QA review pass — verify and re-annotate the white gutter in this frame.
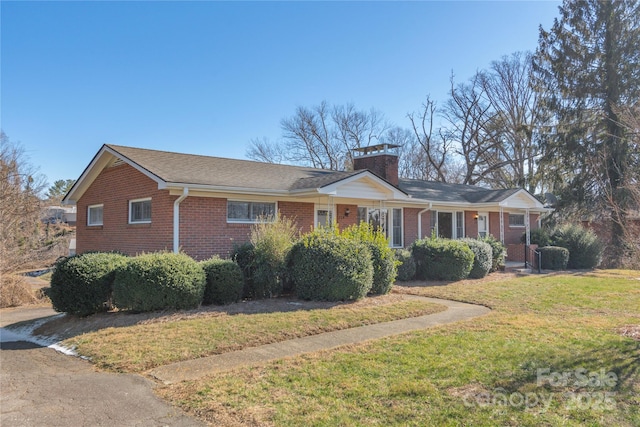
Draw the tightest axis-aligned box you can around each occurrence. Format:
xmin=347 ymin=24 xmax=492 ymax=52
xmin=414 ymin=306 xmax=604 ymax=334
xmin=173 ymin=187 xmax=189 ymax=253
xmin=417 ymin=203 xmax=433 ymax=240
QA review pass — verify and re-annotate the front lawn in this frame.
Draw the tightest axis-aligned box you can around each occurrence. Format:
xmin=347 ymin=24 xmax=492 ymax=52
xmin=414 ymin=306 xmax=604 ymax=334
xmin=64 ymin=297 xmax=444 ymax=373
xmin=158 ymin=270 xmax=640 ymax=426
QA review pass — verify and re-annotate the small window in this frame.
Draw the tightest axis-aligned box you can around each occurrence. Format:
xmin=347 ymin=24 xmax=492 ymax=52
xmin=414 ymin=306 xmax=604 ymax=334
xmin=87 ymin=204 xmax=103 ymax=226
xmin=129 ymin=198 xmax=151 ymax=224
xmin=509 ymin=214 xmax=525 ymax=227
xmin=227 ymin=201 xmax=275 ymax=223
xmin=316 ymin=209 xmax=333 ymax=228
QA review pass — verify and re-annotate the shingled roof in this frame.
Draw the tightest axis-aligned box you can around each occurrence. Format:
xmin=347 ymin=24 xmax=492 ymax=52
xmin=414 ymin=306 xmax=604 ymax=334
xmin=106 ymin=145 xmax=364 ymax=192
xmin=398 ymin=179 xmax=522 ymax=203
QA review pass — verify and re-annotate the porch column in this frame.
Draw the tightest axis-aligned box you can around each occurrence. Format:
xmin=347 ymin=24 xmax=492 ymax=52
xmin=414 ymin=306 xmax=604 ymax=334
xmin=525 ymin=209 xmax=531 ymax=246
xmin=499 ymin=207 xmax=505 ymax=243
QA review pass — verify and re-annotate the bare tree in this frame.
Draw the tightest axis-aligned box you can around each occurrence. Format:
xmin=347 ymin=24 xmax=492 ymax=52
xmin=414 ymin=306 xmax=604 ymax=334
xmin=480 ymin=52 xmax=544 ymax=192
xmin=246 ymin=137 xmax=287 ymax=164
xmin=0 ymin=132 xmax=46 ymax=274
xmin=443 ymin=72 xmax=507 ymax=186
xmin=247 ymin=101 xmax=392 ymax=171
xmin=407 ymin=96 xmax=457 ymax=182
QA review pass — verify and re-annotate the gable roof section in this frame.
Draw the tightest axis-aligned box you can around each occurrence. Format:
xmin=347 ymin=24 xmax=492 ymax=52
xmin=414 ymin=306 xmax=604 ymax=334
xmin=399 ymin=178 xmax=545 ymax=210
xmin=64 ymin=144 xmax=406 ymax=203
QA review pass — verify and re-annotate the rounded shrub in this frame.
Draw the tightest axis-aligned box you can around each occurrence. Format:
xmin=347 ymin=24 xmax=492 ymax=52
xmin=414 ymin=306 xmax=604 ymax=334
xmin=200 ymin=257 xmax=244 ymax=305
xmin=411 ymin=238 xmax=474 ymax=281
xmin=550 ymin=224 xmax=603 ymax=269
xmin=394 ymin=249 xmax=416 ymax=281
xmin=49 ymin=252 xmax=128 ymax=317
xmin=113 ymin=252 xmax=205 ymax=312
xmin=341 ymin=222 xmax=397 ymax=295
xmin=461 ymin=238 xmax=493 ymax=279
xmin=480 ymin=235 xmax=506 ymax=272
xmin=538 ymin=246 xmax=570 ymax=270
xmin=288 ymin=230 xmax=373 ymax=301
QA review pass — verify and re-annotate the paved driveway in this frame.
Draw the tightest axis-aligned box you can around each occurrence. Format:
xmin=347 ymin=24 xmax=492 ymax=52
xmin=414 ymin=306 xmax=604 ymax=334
xmin=0 ymin=306 xmax=203 ymax=427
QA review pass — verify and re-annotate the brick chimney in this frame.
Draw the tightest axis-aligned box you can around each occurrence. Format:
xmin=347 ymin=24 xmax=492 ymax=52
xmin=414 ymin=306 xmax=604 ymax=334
xmin=352 ymin=143 xmax=399 ymax=186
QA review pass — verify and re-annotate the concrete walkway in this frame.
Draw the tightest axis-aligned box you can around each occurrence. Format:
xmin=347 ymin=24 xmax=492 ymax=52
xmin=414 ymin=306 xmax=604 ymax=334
xmin=149 ymin=297 xmax=490 ymax=384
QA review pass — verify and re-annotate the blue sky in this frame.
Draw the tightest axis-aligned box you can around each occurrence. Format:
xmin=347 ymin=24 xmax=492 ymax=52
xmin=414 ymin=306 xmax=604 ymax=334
xmin=1 ymin=1 xmax=561 ymax=188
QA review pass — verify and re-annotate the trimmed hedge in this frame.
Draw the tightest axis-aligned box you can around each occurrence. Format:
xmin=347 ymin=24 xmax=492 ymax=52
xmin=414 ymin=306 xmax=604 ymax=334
xmin=200 ymin=257 xmax=244 ymax=305
xmin=538 ymin=246 xmax=569 ymax=270
xmin=551 ymin=224 xmax=603 ymax=269
xmin=288 ymin=231 xmax=373 ymax=301
xmin=411 ymin=238 xmax=474 ymax=281
xmin=461 ymin=238 xmax=493 ymax=279
xmin=113 ymin=252 xmax=205 ymax=312
xmin=341 ymin=223 xmax=397 ymax=295
xmin=480 ymin=235 xmax=506 ymax=272
xmin=49 ymin=252 xmax=128 ymax=317
xmin=394 ymin=249 xmax=416 ymax=281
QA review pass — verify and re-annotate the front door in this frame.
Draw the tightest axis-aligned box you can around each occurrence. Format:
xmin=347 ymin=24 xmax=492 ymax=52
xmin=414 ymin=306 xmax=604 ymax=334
xmin=438 ymin=212 xmax=453 ymax=238
xmin=477 ymin=212 xmax=489 ymax=238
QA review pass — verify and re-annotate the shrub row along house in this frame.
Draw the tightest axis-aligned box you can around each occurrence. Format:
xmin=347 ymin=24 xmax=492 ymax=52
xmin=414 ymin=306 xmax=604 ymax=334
xmin=63 ymin=143 xmax=548 ymax=261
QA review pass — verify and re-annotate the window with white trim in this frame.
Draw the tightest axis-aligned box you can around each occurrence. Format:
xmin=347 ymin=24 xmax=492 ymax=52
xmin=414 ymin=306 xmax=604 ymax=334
xmin=456 ymin=211 xmax=464 ymax=239
xmin=129 ymin=198 xmax=151 ymax=224
xmin=227 ymin=201 xmax=275 ymax=223
xmin=508 ymin=214 xmax=525 ymax=227
xmin=392 ymin=208 xmax=403 ymax=247
xmin=87 ymin=204 xmax=103 ymax=226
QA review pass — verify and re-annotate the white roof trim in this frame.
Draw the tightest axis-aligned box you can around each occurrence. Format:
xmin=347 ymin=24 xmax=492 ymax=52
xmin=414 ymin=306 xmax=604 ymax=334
xmin=498 ymin=188 xmax=546 ymax=210
xmin=317 ymin=171 xmax=409 ymax=200
xmin=62 ymin=145 xmax=167 ymax=204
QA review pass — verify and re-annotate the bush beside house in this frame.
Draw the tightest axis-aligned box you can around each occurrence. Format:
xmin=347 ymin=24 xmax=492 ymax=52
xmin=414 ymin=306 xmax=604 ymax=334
xmin=460 ymin=239 xmax=493 ymax=279
xmin=288 ymin=230 xmax=373 ymax=301
xmin=538 ymin=246 xmax=570 ymax=270
xmin=394 ymin=249 xmax=416 ymax=281
xmin=113 ymin=252 xmax=205 ymax=312
xmin=411 ymin=238 xmax=474 ymax=281
xmin=200 ymin=257 xmax=244 ymax=305
xmin=50 ymin=252 xmax=128 ymax=317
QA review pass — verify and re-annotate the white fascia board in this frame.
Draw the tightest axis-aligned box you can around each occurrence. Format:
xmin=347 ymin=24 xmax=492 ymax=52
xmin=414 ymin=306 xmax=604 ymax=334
xmin=166 ymin=183 xmax=290 ymax=197
xmin=63 ymin=145 xmax=115 ymax=204
xmin=318 ymin=171 xmax=408 ymax=199
xmin=63 ymin=145 xmax=167 ymax=204
xmin=102 ymin=146 xmax=166 ymax=189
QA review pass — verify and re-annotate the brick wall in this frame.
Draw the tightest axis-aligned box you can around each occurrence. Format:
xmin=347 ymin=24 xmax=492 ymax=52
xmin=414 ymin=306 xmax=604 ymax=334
xmin=180 ymin=199 xmax=316 ymax=260
xmin=352 ymin=155 xmax=399 ymax=186
xmin=465 ymin=211 xmax=478 ymax=238
xmin=77 ymin=164 xmax=174 ymax=256
xmin=336 ymin=204 xmax=358 ymax=229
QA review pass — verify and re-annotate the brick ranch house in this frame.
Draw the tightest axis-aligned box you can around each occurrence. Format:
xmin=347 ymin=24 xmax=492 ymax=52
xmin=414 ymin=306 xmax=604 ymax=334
xmin=63 ymin=143 xmax=549 ymax=262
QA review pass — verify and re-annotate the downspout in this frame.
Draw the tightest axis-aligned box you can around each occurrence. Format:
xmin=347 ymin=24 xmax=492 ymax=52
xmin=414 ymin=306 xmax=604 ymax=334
xmin=173 ymin=187 xmax=189 ymax=253
xmin=417 ymin=203 xmax=433 ymax=240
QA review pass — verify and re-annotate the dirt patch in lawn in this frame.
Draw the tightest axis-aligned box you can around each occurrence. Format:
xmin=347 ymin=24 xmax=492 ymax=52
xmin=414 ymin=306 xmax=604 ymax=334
xmin=618 ymin=324 xmax=640 ymax=341
xmin=33 ymin=293 xmax=412 ymax=341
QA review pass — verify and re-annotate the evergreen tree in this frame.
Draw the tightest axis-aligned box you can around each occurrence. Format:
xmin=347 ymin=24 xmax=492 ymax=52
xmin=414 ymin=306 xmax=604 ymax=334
xmin=534 ymin=0 xmax=640 ymax=266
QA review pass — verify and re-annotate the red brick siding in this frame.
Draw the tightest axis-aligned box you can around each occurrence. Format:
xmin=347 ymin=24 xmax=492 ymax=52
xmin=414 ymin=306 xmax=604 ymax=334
xmin=179 ymin=199 xmax=317 ymax=260
xmin=77 ymin=164 xmax=174 ymax=256
xmin=352 ymin=155 xmax=399 ymax=186
xmin=336 ymin=204 xmax=359 ymax=229
xmin=465 ymin=211 xmax=478 ymax=238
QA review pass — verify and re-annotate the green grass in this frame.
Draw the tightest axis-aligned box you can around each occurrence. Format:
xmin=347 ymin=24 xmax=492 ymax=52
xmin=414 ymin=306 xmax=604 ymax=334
xmin=64 ymin=298 xmax=444 ymax=373
xmin=158 ymin=270 xmax=640 ymax=426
